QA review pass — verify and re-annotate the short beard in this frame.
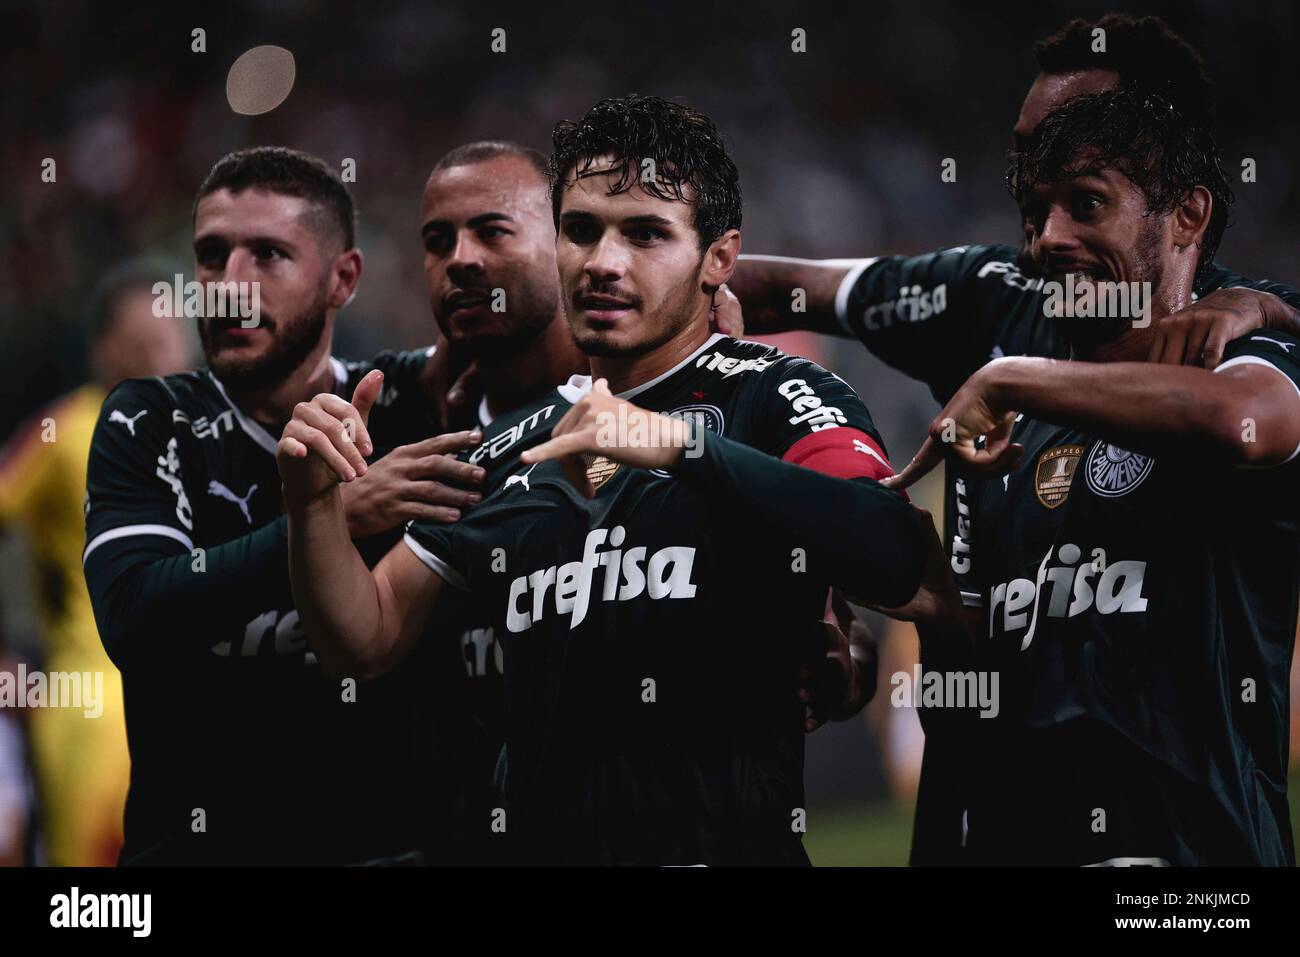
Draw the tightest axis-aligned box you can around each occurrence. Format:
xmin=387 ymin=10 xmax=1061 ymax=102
xmin=571 ymin=262 xmax=701 ymax=359
xmin=200 ymin=286 xmax=329 ymax=391
xmin=1056 ymin=217 xmax=1164 ymax=351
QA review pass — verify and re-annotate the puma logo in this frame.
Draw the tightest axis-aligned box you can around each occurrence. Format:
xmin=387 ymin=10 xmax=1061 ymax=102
xmin=207 ymin=480 xmax=258 ymax=523
xmin=1249 ymin=335 xmax=1296 ymax=354
xmin=109 ymin=409 xmax=148 ymax=436
xmin=504 ymin=465 xmax=537 ymax=494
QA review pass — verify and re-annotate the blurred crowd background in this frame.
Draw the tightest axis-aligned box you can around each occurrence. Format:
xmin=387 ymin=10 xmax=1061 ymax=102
xmin=1 ymin=0 xmax=1297 ymax=863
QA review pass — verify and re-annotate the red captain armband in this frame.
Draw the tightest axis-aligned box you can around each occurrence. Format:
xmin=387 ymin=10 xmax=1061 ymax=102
xmin=782 ymin=428 xmax=906 ymax=497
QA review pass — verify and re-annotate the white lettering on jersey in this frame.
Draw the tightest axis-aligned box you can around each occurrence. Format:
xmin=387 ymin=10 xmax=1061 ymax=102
xmin=976 ymin=259 xmax=1047 ymax=293
xmin=173 ymin=408 xmax=237 ymax=440
xmin=461 ymin=626 xmax=503 ymax=677
xmin=110 ymin=409 xmax=147 ymax=436
xmin=777 ymin=378 xmax=848 ymax=431
xmin=858 ymin=283 xmax=948 ymax=332
xmin=506 ymin=526 xmax=697 ymax=633
xmin=1084 ymin=441 xmax=1155 ymax=498
xmin=214 ymin=609 xmax=314 ymax=662
xmin=695 ymin=351 xmax=774 ymax=378
xmin=469 ymin=404 xmax=557 ymax=465
xmin=207 ymin=480 xmax=258 ymax=524
xmin=950 ymin=477 xmax=973 ymax=576
xmin=989 ymin=543 xmax=1148 ymax=649
xmin=154 ymin=437 xmax=193 ymax=530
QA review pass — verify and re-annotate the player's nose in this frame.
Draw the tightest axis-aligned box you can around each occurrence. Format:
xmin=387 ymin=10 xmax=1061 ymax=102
xmin=1038 ymin=206 xmax=1079 ymax=255
xmin=446 ymin=231 xmax=486 ymax=275
xmin=583 ymin=232 xmax=628 ymax=282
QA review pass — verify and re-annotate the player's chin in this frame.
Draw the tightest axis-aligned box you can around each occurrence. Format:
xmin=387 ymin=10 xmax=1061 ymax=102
xmin=572 ymin=321 xmax=651 ymax=358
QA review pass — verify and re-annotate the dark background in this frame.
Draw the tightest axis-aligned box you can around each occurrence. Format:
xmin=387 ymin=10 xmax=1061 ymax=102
xmin=1 ymin=0 xmax=1296 ymax=852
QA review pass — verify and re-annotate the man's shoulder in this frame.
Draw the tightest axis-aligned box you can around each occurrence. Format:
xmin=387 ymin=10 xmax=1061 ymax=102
xmin=468 ymin=387 xmax=570 ymax=471
xmin=100 ymin=371 xmax=219 ymax=421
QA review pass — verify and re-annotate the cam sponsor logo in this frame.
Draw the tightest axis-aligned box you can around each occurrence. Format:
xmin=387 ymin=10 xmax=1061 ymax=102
xmin=777 ymin=378 xmax=847 ymax=431
xmin=856 ymin=283 xmax=948 ymax=332
xmin=1084 ymin=440 xmax=1154 ymax=498
xmin=173 ymin=408 xmax=237 ymax=440
xmin=506 ymin=526 xmax=697 ymax=633
xmin=1034 ymin=444 xmax=1084 ymax=509
xmin=695 ymin=351 xmax=774 ymax=378
xmin=990 ymin=543 xmax=1148 ymax=649
xmin=469 ymin=404 xmax=558 ymax=466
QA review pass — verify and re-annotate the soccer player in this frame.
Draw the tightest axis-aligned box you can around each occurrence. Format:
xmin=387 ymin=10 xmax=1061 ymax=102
xmin=0 ymin=260 xmax=191 ymax=866
xmin=82 ymin=148 xmax=483 ymax=865
xmin=279 ymin=95 xmax=927 ymax=866
xmin=724 ymin=13 xmax=1300 ymax=864
xmin=884 ymin=89 xmax=1300 ymax=865
xmin=419 ymin=140 xmax=881 ymax=857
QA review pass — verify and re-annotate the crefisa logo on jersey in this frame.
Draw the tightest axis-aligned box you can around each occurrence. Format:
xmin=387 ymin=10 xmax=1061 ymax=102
xmin=1084 ymin=440 xmax=1154 ymax=498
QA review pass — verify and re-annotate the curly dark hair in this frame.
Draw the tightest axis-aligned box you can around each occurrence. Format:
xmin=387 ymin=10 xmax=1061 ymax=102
xmin=547 ymin=94 xmax=742 ymax=251
xmin=1007 ymin=89 xmax=1233 ymax=277
xmin=194 ymin=146 xmax=356 ymax=251
xmin=1034 ymin=15 xmax=1216 ymax=122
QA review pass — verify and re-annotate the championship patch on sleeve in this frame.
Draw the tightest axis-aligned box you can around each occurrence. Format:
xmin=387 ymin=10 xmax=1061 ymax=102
xmin=782 ymin=428 xmax=896 ymax=483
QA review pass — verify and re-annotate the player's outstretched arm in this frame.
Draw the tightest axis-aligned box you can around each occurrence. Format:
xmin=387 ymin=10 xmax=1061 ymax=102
xmin=886 ymin=341 xmax=1300 ymax=490
xmin=521 ymin=380 xmax=928 ymax=608
xmin=728 ymin=256 xmax=861 ymax=337
xmin=278 ymin=370 xmax=462 ymax=679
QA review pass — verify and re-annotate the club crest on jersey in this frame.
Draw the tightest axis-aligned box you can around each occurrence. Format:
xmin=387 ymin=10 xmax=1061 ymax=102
xmin=584 ymin=454 xmax=621 ymax=490
xmin=649 ymin=404 xmax=724 ymax=478
xmin=1084 ymin=441 xmax=1154 ymax=498
xmin=1034 ymin=445 xmax=1083 ymax=509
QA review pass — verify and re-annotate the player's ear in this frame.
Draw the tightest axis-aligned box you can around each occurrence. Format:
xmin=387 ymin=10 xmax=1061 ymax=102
xmin=700 ymin=229 xmax=741 ymax=291
xmin=329 ymin=247 xmax=364 ymax=311
xmin=1172 ymin=186 xmax=1212 ymax=257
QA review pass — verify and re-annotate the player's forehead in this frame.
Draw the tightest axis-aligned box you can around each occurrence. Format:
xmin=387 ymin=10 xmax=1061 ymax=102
xmin=558 ymin=153 xmax=695 ymax=229
xmin=421 ymin=156 xmax=547 ymax=226
xmin=1015 ymin=69 xmax=1121 ymax=143
xmin=194 ymin=187 xmax=315 ymax=245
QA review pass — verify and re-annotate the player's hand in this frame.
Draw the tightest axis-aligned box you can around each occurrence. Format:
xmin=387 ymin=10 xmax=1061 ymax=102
xmin=709 ymin=283 xmax=744 ymax=337
xmin=277 ymin=370 xmax=381 ymax=506
xmin=519 ymin=379 xmax=689 ymax=497
xmin=1148 ymin=287 xmax=1298 ymax=369
xmin=339 ymin=432 xmax=485 ymax=536
xmin=860 ymin=507 xmax=964 ymax=626
xmin=882 ymin=361 xmax=1024 ymax=490
xmin=800 ymin=590 xmax=878 ymax=732
xmin=422 ymin=334 xmax=483 ymax=430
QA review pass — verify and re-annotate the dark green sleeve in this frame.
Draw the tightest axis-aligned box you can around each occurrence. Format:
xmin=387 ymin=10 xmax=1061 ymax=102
xmin=83 ymin=379 xmax=294 ymax=665
xmin=1197 ymin=262 xmax=1300 ymax=311
xmin=672 ymin=427 xmax=926 ymax=608
xmin=835 ymin=244 xmax=1027 ymax=401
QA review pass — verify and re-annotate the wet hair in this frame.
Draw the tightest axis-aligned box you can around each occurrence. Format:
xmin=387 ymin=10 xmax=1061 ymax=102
xmin=1007 ymin=89 xmax=1233 ymax=276
xmin=1034 ymin=15 xmax=1216 ymax=122
xmin=194 ymin=147 xmax=356 ymax=251
xmin=547 ymin=94 xmax=742 ymax=251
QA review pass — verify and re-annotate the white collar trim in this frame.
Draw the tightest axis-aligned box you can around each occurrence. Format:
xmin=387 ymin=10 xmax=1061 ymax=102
xmin=209 ymin=357 xmax=349 ymax=456
xmin=556 ymin=332 xmax=725 ymax=404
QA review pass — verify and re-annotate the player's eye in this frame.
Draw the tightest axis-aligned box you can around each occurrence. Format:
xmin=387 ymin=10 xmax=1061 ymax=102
xmin=1070 ymin=193 xmax=1103 ymax=218
xmin=423 ymin=231 xmax=450 ymax=255
xmin=563 ymin=220 xmax=601 ymax=244
xmin=478 ymin=225 xmax=510 ymax=241
xmin=252 ymin=243 xmax=286 ymax=262
xmin=194 ymin=241 xmax=228 ymax=270
xmin=626 ymin=226 xmax=665 ymax=245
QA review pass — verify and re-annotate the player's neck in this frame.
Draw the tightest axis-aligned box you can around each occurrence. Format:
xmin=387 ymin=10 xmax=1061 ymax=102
xmin=480 ymin=313 xmax=588 ymax=420
xmin=1073 ymin=274 xmax=1193 ymax=364
xmin=589 ymin=320 xmax=713 ymax=396
xmin=225 ymin=337 xmax=337 ymax=426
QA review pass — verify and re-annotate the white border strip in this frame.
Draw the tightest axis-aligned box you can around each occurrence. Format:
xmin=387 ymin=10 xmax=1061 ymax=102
xmin=557 ymin=333 xmax=727 ymax=405
xmin=833 ymin=258 xmax=878 ymax=334
xmin=402 ymin=533 xmax=468 ymax=590
xmin=84 ymin=524 xmax=194 ymax=564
